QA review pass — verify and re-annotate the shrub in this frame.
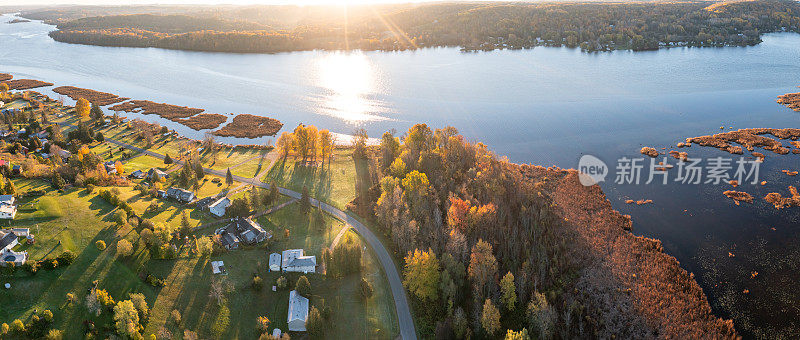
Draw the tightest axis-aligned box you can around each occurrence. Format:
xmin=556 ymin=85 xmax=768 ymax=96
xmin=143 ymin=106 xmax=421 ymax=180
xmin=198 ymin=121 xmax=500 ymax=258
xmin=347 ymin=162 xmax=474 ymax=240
xmin=276 ymin=276 xmax=287 ymax=290
xmin=40 ymin=309 xmax=54 ymax=323
xmin=146 ymin=274 xmax=166 ymax=287
xmin=256 ymin=316 xmax=270 ymax=333
xmin=295 ymin=276 xmax=311 ymax=297
xmin=95 ymin=240 xmax=106 ymax=250
xmin=85 ymin=183 xmax=95 ymax=193
xmin=40 ymin=259 xmax=58 ymax=270
xmin=10 ymin=319 xmax=24 ymax=333
xmin=46 ymin=329 xmax=63 ymax=340
xmin=22 ymin=261 xmax=39 ymax=275
xmin=252 ymin=276 xmax=263 ymax=291
xmin=170 ymin=309 xmax=181 ymax=325
xmin=359 ymin=278 xmax=373 ymax=299
xmin=56 ymin=250 xmax=76 ymax=265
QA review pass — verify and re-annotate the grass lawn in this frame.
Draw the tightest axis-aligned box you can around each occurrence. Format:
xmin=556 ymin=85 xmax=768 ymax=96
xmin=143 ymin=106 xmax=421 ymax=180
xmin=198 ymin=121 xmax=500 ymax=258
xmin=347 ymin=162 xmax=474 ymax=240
xmin=263 ymin=148 xmax=371 ymax=210
xmin=0 ymin=184 xmax=157 ymax=339
xmin=0 ymin=181 xmax=398 ymax=339
xmin=124 ymin=154 xmax=174 ymax=173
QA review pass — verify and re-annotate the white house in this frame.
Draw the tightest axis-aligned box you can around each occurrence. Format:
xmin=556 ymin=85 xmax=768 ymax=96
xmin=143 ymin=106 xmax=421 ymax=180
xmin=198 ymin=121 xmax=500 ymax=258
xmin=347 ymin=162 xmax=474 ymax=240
xmin=0 ymin=230 xmax=26 ymax=266
xmin=269 ymin=253 xmax=281 ymax=272
xmin=208 ymin=197 xmax=231 ymax=217
xmin=0 ymin=195 xmax=16 ymax=219
xmin=281 ymin=249 xmax=316 ymax=273
xmin=287 ymin=290 xmax=309 ymax=332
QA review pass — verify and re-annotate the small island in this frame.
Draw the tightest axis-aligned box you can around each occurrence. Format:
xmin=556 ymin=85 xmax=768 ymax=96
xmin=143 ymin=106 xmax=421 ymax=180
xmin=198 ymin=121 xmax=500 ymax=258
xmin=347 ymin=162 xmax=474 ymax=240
xmin=6 ymin=19 xmax=30 ymax=24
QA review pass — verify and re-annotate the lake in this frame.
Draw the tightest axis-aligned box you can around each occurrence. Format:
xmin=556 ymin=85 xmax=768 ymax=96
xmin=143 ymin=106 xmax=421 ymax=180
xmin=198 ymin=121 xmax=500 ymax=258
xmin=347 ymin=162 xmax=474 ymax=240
xmin=2 ymin=13 xmax=800 ymax=338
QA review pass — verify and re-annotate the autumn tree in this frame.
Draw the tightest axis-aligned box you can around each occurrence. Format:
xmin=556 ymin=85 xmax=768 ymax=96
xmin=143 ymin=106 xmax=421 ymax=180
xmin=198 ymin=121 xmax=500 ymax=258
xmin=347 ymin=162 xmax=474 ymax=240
xmin=352 ymin=128 xmax=368 ymax=159
xmin=403 ymin=248 xmax=440 ymax=302
xmin=0 ymin=83 xmax=8 ymax=98
xmin=500 ymin=272 xmax=517 ymax=311
xmin=468 ymin=239 xmax=498 ymax=299
xmin=117 ymin=239 xmax=133 ymax=257
xmin=76 ymin=98 xmax=91 ymax=119
xmin=113 ymin=300 xmax=141 ymax=338
xmin=379 ymin=131 xmax=400 ymax=171
xmin=481 ymin=299 xmax=501 ymax=336
xmin=505 ymin=328 xmax=530 ymax=340
xmin=318 ymin=129 xmax=335 ymax=166
xmin=276 ymin=131 xmax=294 ymax=159
xmin=527 ymin=292 xmax=556 ymax=340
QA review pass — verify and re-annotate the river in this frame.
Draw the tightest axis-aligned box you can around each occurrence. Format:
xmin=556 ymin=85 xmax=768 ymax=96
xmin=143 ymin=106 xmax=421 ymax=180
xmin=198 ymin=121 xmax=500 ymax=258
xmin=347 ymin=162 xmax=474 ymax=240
xmin=2 ymin=13 xmax=800 ymax=338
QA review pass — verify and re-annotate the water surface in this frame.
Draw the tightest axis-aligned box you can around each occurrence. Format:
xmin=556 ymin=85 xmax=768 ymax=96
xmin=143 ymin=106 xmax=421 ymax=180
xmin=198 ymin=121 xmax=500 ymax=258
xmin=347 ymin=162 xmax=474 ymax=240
xmin=2 ymin=13 xmax=800 ymax=338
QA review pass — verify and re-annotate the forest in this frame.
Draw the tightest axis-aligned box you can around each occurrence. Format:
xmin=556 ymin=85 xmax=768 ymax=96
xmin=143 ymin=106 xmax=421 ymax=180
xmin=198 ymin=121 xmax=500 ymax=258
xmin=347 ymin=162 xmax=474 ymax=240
xmin=267 ymin=123 xmax=738 ymax=338
xmin=29 ymin=1 xmax=800 ymax=53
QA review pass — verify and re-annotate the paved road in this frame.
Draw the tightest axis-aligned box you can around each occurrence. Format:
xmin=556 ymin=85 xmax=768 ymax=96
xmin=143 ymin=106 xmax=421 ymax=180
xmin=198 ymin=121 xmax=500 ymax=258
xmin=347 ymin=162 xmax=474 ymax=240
xmin=105 ymin=138 xmax=417 ymax=340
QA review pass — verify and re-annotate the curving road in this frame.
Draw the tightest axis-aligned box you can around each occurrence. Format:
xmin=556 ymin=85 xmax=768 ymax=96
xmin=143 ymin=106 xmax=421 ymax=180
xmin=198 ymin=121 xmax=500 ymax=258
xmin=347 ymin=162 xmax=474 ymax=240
xmin=105 ymin=138 xmax=417 ymax=340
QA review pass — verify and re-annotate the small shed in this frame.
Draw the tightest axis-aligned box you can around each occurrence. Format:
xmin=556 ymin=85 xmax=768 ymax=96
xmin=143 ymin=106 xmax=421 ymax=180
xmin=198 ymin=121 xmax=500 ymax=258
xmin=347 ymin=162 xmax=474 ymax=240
xmin=269 ymin=253 xmax=281 ymax=272
xmin=211 ymin=260 xmax=226 ymax=275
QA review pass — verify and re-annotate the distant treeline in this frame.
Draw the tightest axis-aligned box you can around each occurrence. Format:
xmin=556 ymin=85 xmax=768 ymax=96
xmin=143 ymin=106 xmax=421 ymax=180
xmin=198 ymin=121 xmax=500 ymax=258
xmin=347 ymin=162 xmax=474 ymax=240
xmin=34 ymin=1 xmax=800 ymax=53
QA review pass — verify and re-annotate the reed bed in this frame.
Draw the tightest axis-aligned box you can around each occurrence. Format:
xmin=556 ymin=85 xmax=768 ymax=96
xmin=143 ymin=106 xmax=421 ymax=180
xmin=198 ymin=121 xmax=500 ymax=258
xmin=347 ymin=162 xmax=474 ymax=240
xmin=212 ymin=113 xmax=283 ymax=138
xmin=53 ymin=86 xmax=128 ymax=106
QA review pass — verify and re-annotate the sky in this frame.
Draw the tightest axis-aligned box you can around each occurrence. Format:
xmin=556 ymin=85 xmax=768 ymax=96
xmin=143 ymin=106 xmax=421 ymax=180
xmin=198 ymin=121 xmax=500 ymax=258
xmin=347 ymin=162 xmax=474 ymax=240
xmin=0 ymin=0 xmax=453 ymax=5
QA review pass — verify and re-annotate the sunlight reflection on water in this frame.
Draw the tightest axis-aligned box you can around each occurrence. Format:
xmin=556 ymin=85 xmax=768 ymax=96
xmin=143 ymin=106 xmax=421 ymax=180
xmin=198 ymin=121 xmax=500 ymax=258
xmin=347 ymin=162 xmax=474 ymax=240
xmin=313 ymin=51 xmax=390 ymax=124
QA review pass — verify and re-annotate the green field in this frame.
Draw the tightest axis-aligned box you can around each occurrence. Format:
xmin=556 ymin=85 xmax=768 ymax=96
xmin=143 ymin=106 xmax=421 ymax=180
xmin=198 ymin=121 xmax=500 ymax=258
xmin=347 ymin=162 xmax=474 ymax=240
xmin=263 ymin=148 xmax=370 ymax=210
xmin=0 ymin=180 xmax=398 ymax=339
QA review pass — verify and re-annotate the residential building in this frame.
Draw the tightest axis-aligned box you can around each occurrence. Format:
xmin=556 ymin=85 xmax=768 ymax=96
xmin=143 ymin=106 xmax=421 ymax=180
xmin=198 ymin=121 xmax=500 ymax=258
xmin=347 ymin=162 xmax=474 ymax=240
xmin=0 ymin=229 xmax=26 ymax=266
xmin=281 ymin=249 xmax=317 ymax=273
xmin=129 ymin=170 xmax=146 ymax=179
xmin=287 ymin=290 xmax=309 ymax=332
xmin=269 ymin=253 xmax=281 ymax=271
xmin=208 ymin=197 xmax=231 ymax=217
xmin=215 ymin=217 xmax=270 ymax=250
xmin=147 ymin=168 xmax=168 ymax=181
xmin=0 ymin=195 xmax=16 ymax=219
xmin=165 ymin=187 xmax=195 ymax=203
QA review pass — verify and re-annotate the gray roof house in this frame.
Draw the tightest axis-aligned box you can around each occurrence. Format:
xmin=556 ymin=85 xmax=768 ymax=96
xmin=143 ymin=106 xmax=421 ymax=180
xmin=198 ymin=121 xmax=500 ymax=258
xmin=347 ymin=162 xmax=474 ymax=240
xmin=166 ymin=188 xmax=195 ymax=203
xmin=0 ymin=229 xmax=26 ymax=266
xmin=287 ymin=290 xmax=310 ymax=332
xmin=129 ymin=170 xmax=146 ymax=179
xmin=215 ymin=217 xmax=270 ymax=250
xmin=147 ymin=168 xmax=168 ymax=181
xmin=281 ymin=249 xmax=317 ymax=273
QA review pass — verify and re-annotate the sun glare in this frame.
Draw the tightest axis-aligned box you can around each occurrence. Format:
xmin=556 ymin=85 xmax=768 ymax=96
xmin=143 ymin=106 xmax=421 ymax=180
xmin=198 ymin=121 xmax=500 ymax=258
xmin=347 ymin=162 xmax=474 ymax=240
xmin=315 ymin=52 xmax=386 ymax=123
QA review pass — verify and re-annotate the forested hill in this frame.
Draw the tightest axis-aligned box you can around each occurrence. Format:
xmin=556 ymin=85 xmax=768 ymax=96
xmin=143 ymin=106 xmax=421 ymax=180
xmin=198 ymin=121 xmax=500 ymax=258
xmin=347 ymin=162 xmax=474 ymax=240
xmin=24 ymin=0 xmax=800 ymax=53
xmin=54 ymin=14 xmax=269 ymax=34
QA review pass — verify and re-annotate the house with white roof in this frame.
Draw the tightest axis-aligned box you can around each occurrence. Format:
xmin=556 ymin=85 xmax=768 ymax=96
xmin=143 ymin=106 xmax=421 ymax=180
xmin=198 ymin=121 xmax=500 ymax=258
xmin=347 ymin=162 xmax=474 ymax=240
xmin=287 ymin=290 xmax=309 ymax=332
xmin=0 ymin=195 xmax=16 ymax=219
xmin=269 ymin=253 xmax=281 ymax=271
xmin=208 ymin=197 xmax=231 ymax=217
xmin=0 ymin=229 xmax=26 ymax=266
xmin=281 ymin=249 xmax=316 ymax=273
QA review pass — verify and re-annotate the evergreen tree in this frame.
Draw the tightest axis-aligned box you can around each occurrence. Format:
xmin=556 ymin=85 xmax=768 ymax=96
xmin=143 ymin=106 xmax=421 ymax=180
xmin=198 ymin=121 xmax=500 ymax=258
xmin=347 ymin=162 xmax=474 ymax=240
xmin=164 ymin=154 xmax=173 ymax=164
xmin=225 ymin=168 xmax=233 ymax=187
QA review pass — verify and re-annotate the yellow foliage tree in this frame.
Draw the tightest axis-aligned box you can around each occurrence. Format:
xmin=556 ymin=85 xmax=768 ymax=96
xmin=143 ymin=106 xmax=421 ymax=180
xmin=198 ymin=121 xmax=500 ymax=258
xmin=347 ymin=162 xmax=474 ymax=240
xmin=114 ymin=161 xmax=124 ymax=175
xmin=76 ymin=98 xmax=91 ymax=119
